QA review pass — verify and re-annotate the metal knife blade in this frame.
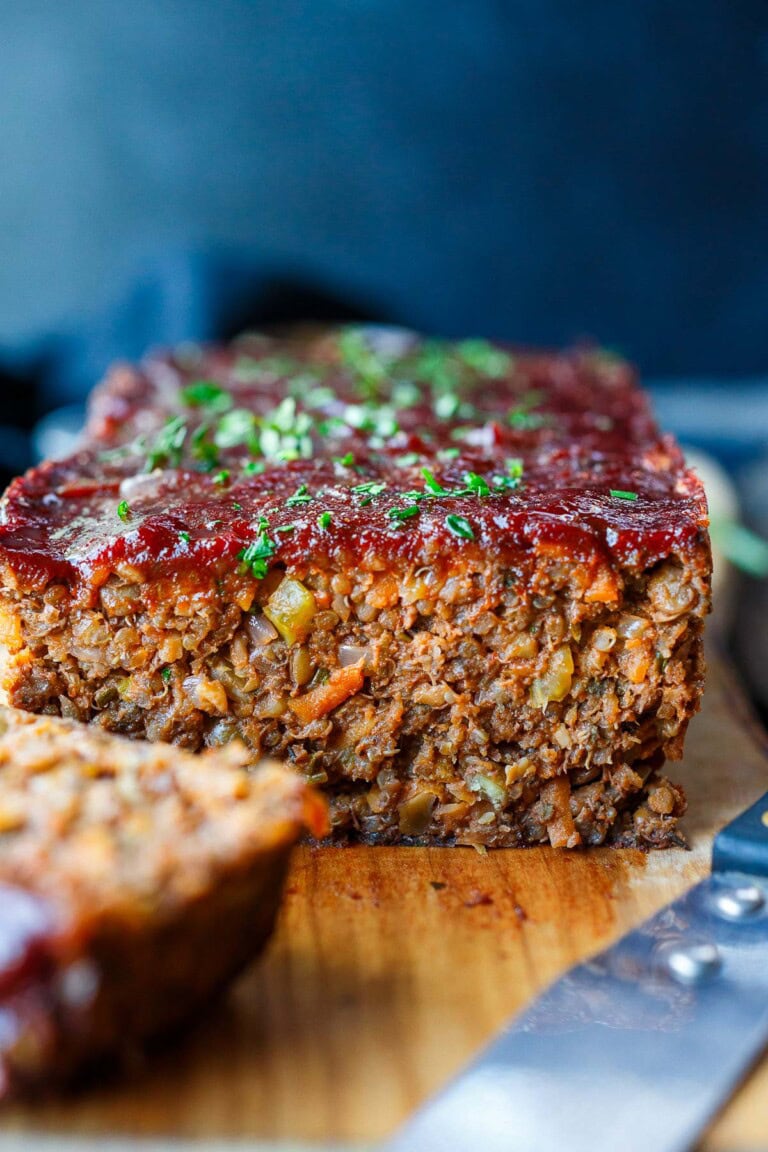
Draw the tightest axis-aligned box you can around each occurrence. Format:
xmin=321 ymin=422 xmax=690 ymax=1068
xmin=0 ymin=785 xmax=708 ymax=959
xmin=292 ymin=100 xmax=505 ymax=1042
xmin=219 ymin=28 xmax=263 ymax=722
xmin=387 ymin=788 xmax=768 ymax=1152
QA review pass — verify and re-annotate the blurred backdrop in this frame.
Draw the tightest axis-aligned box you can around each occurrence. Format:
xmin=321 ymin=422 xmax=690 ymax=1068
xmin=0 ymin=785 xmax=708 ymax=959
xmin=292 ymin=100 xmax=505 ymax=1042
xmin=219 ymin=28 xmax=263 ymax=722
xmin=0 ymin=0 xmax=767 ymax=698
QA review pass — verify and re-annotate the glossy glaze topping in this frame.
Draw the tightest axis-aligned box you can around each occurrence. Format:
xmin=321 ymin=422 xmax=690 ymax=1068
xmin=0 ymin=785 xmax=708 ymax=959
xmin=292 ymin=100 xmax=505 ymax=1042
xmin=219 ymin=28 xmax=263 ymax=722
xmin=0 ymin=327 xmax=708 ymax=593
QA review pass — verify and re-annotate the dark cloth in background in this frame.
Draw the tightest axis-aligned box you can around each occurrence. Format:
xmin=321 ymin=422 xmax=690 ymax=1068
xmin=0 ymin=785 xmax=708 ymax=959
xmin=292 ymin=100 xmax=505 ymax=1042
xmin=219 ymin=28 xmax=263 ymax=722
xmin=0 ymin=0 xmax=768 ymax=432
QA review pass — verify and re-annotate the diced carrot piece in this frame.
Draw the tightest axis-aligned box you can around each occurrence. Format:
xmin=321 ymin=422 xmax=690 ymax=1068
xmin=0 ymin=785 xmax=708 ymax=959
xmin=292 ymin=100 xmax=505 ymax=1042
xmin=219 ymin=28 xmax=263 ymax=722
xmin=542 ymin=776 xmax=580 ymax=848
xmin=289 ymin=662 xmax=365 ymax=725
xmin=367 ymin=574 xmax=399 ymax=610
xmin=584 ymin=566 xmax=619 ymax=603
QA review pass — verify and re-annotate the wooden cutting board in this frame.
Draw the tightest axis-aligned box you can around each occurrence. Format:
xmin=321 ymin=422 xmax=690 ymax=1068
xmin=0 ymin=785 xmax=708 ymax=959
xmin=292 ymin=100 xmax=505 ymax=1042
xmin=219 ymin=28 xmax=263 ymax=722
xmin=1 ymin=650 xmax=767 ymax=1152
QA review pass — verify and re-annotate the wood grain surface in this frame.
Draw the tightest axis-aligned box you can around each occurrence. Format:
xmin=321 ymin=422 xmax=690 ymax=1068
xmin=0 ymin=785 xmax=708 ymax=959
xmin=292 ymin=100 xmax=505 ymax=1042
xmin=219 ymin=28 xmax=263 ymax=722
xmin=1 ymin=651 xmax=767 ymax=1152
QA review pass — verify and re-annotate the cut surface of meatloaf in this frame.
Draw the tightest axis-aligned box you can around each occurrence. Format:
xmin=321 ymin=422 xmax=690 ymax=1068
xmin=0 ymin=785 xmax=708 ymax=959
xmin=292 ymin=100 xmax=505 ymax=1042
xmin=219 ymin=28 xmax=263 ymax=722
xmin=0 ymin=706 xmax=324 ymax=1096
xmin=0 ymin=326 xmax=711 ymax=848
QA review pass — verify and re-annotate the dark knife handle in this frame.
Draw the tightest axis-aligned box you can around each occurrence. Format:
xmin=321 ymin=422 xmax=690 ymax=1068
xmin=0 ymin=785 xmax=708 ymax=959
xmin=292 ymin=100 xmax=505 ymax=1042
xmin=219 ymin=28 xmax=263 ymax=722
xmin=713 ymin=790 xmax=768 ymax=875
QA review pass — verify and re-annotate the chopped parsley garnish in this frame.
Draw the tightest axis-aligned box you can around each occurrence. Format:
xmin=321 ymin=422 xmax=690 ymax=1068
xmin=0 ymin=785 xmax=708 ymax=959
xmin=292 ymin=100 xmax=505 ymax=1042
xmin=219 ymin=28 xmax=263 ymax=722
xmin=493 ymin=457 xmax=524 ymax=490
xmin=276 ymin=523 xmax=297 ymax=534
xmin=351 ymin=480 xmax=387 ymax=505
xmin=391 ymin=381 xmax=421 ymax=408
xmin=214 ymin=408 xmax=259 ymax=452
xmin=338 ymin=328 xmax=389 ymax=396
xmin=146 ymin=415 xmax=187 ymax=470
xmin=395 ymin=452 xmax=420 ymax=467
xmin=179 ymin=530 xmax=191 ymax=544
xmin=334 ymin=452 xmax=355 ymax=467
xmin=212 ymin=469 xmax=230 ymax=486
xmin=190 ymin=424 xmax=219 ymax=471
xmin=302 ymin=385 xmax=336 ymax=409
xmin=434 ymin=392 xmax=461 ymax=420
xmin=456 ymin=339 xmax=512 ymax=378
xmin=343 ymin=403 xmax=399 ymax=439
xmin=317 ymin=511 xmax=332 ymax=530
xmin=160 ymin=666 xmax=172 ymax=683
xmin=508 ymin=410 xmax=547 ymax=431
xmin=388 ymin=504 xmax=420 ymax=522
xmin=232 ymin=354 xmax=302 ymax=383
xmin=232 ymin=502 xmax=243 ymax=511
xmin=412 ymin=342 xmax=461 ymax=393
xmin=462 ymin=471 xmax=491 ymax=497
xmin=181 ymin=380 xmax=232 ymax=413
xmin=286 ymin=483 xmax=313 ymax=506
xmin=259 ymin=397 xmax=313 ymax=461
xmin=117 ymin=500 xmax=130 ymax=522
xmin=238 ymin=520 xmax=277 ymax=579
xmin=317 ymin=416 xmax=347 ymax=437
xmin=507 ymin=390 xmax=547 ymax=431
xmin=422 ymin=468 xmax=450 ymax=496
xmin=437 ymin=447 xmax=460 ymax=461
xmin=609 ymin=489 xmax=638 ymax=501
xmin=243 ymin=460 xmax=265 ymax=475
xmin=445 ymin=514 xmax=475 ymax=540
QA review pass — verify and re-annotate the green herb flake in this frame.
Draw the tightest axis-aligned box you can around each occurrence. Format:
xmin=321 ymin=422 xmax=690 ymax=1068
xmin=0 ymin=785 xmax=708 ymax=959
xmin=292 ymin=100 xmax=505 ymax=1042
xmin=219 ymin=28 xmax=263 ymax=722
xmin=286 ymin=483 xmax=313 ymax=507
xmin=609 ymin=489 xmax=639 ymax=501
xmin=232 ymin=502 xmax=243 ymax=511
xmin=391 ymin=381 xmax=421 ymax=408
xmin=388 ymin=505 xmax=420 ymax=522
xmin=243 ymin=460 xmax=266 ymax=476
xmin=412 ymin=342 xmax=461 ymax=393
xmin=317 ymin=511 xmax=332 ymax=531
xmin=351 ymin=480 xmax=387 ymax=505
xmin=190 ymin=424 xmax=219 ymax=472
xmin=160 ymin=666 xmax=172 ymax=683
xmin=237 ymin=520 xmax=277 ymax=579
xmin=212 ymin=469 xmax=230 ymax=486
xmin=276 ymin=523 xmax=297 ymax=534
xmin=303 ymin=385 xmax=336 ymax=409
xmin=258 ymin=397 xmax=314 ymax=461
xmin=317 ymin=416 xmax=347 ymax=437
xmin=338 ymin=328 xmax=389 ymax=396
xmin=422 ymin=468 xmax=450 ymax=496
xmin=457 ymin=339 xmax=512 ymax=378
xmin=343 ymin=403 xmax=399 ymax=439
xmin=434 ymin=392 xmax=461 ymax=420
xmin=462 ymin=471 xmax=491 ymax=497
xmin=395 ymin=452 xmax=420 ymax=467
xmin=146 ymin=414 xmax=187 ymax=471
xmin=437 ymin=447 xmax=460 ymax=461
xmin=181 ymin=380 xmax=233 ymax=413
xmin=493 ymin=457 xmax=524 ymax=491
xmin=214 ymin=408 xmax=259 ymax=452
xmin=445 ymin=513 xmax=475 ymax=540
xmin=334 ymin=452 xmax=355 ymax=467
xmin=179 ymin=530 xmax=191 ymax=544
xmin=508 ymin=409 xmax=547 ymax=431
xmin=117 ymin=500 xmax=131 ymax=522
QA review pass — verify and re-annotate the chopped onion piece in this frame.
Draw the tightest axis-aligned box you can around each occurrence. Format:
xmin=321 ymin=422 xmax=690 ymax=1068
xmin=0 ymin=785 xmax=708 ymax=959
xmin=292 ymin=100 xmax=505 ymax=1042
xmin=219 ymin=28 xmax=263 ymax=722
xmin=339 ymin=644 xmax=369 ymax=668
xmin=246 ymin=612 xmax=279 ymax=646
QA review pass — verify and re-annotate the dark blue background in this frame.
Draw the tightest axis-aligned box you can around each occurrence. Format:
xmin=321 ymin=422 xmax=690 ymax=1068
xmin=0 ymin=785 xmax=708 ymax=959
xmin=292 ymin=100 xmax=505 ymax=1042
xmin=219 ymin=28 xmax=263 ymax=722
xmin=0 ymin=0 xmax=767 ymax=432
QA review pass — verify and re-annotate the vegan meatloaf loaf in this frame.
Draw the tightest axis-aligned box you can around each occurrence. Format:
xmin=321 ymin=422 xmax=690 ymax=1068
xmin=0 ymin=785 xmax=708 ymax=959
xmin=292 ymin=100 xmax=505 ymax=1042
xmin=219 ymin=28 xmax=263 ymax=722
xmin=0 ymin=706 xmax=324 ymax=1096
xmin=0 ymin=326 xmax=711 ymax=848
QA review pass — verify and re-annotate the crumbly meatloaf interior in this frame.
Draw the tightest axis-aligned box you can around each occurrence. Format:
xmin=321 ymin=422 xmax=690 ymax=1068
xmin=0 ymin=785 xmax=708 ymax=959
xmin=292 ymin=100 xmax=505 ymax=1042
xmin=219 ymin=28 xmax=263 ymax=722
xmin=0 ymin=543 xmax=707 ymax=848
xmin=0 ymin=707 xmax=324 ymax=1094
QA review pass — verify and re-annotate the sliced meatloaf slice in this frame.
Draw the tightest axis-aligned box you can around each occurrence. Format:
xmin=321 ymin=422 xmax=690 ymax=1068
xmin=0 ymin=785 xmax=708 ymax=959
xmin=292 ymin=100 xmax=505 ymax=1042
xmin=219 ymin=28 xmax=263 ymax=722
xmin=0 ymin=706 xmax=325 ymax=1096
xmin=0 ymin=326 xmax=711 ymax=848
